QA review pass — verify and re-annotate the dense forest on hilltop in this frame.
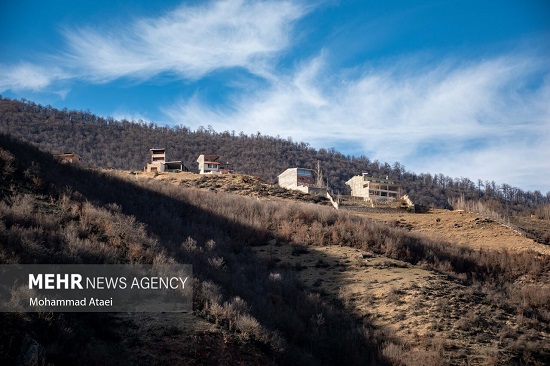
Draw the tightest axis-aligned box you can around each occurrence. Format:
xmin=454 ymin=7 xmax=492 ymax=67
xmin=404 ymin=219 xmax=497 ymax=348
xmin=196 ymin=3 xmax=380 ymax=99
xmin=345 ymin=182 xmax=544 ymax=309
xmin=1 ymin=97 xmax=549 ymax=212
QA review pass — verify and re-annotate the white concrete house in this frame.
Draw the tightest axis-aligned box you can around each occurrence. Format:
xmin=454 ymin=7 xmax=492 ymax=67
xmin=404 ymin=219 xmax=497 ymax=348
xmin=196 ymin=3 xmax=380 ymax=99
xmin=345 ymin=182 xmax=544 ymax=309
xmin=197 ymin=154 xmax=234 ymax=174
xmin=346 ymin=173 xmax=400 ymax=201
xmin=277 ymin=168 xmax=327 ymax=195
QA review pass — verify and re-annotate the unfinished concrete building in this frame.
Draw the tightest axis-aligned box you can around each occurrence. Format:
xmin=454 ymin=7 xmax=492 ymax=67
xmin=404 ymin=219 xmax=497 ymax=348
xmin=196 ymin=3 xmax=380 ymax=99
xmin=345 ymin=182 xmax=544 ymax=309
xmin=277 ymin=168 xmax=327 ymax=195
xmin=197 ymin=154 xmax=234 ymax=174
xmin=346 ymin=173 xmax=400 ymax=201
xmin=54 ymin=152 xmax=81 ymax=164
xmin=145 ymin=148 xmax=187 ymax=173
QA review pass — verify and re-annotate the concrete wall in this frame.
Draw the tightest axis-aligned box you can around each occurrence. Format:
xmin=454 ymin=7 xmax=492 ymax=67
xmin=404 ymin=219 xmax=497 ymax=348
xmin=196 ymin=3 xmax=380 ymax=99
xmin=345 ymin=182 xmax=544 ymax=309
xmin=346 ymin=175 xmax=370 ymax=198
xmin=278 ymin=168 xmax=328 ymax=197
xmin=278 ymin=168 xmax=300 ymax=189
xmin=146 ymin=162 xmax=165 ymax=173
xmin=307 ymin=186 xmax=328 ymax=196
xmin=278 ymin=168 xmax=316 ymax=189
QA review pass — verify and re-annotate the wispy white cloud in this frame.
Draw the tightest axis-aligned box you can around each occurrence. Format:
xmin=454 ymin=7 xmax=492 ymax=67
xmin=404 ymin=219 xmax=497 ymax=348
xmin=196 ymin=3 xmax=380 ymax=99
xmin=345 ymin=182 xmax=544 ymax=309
xmin=164 ymin=54 xmax=550 ymax=191
xmin=61 ymin=0 xmax=306 ymax=82
xmin=0 ymin=63 xmax=66 ymax=92
xmin=417 ymin=136 xmax=550 ymax=191
xmin=112 ymin=110 xmax=151 ymax=123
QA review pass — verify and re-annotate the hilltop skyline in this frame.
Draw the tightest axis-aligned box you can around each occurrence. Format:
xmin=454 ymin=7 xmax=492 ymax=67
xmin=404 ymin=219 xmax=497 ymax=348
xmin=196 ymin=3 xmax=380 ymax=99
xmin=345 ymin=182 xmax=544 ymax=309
xmin=1 ymin=0 xmax=549 ymax=192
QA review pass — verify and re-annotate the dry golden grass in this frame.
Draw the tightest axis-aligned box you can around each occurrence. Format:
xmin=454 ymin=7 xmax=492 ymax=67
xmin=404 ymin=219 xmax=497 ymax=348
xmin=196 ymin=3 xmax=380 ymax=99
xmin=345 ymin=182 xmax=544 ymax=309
xmin=354 ymin=208 xmax=550 ymax=256
xmin=252 ymin=238 xmax=550 ymax=365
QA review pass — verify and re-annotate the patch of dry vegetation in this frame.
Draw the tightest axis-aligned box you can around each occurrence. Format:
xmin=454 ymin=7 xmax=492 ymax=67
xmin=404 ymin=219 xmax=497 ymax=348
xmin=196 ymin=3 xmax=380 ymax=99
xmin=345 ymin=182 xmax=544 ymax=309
xmin=129 ymin=170 xmax=331 ymax=204
xmin=450 ymin=195 xmax=550 ymax=245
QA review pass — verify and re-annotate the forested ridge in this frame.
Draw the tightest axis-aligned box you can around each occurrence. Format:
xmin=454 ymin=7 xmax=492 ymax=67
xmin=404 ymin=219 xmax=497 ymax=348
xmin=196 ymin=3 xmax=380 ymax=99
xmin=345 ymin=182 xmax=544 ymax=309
xmin=1 ymin=97 xmax=548 ymax=212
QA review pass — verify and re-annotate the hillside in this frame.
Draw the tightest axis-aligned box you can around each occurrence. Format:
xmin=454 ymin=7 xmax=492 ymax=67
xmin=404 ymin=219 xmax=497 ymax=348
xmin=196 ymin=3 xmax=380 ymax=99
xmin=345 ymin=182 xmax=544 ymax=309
xmin=2 ymin=134 xmax=549 ymax=365
xmin=121 ymin=170 xmax=331 ymax=205
xmin=0 ymin=134 xmax=383 ymax=365
xmin=1 ymin=97 xmax=549 ymax=214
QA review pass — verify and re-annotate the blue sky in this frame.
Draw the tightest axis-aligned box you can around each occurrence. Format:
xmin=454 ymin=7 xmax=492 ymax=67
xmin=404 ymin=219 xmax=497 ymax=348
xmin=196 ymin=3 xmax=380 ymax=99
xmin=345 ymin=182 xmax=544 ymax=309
xmin=1 ymin=0 xmax=549 ymax=192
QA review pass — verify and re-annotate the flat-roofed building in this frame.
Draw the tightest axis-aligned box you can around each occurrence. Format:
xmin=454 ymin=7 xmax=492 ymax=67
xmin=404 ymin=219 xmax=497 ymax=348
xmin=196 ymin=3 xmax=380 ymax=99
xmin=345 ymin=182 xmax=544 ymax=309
xmin=277 ymin=168 xmax=327 ymax=195
xmin=197 ymin=154 xmax=234 ymax=174
xmin=346 ymin=173 xmax=400 ymax=201
xmin=145 ymin=148 xmax=187 ymax=173
xmin=54 ymin=152 xmax=81 ymax=164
